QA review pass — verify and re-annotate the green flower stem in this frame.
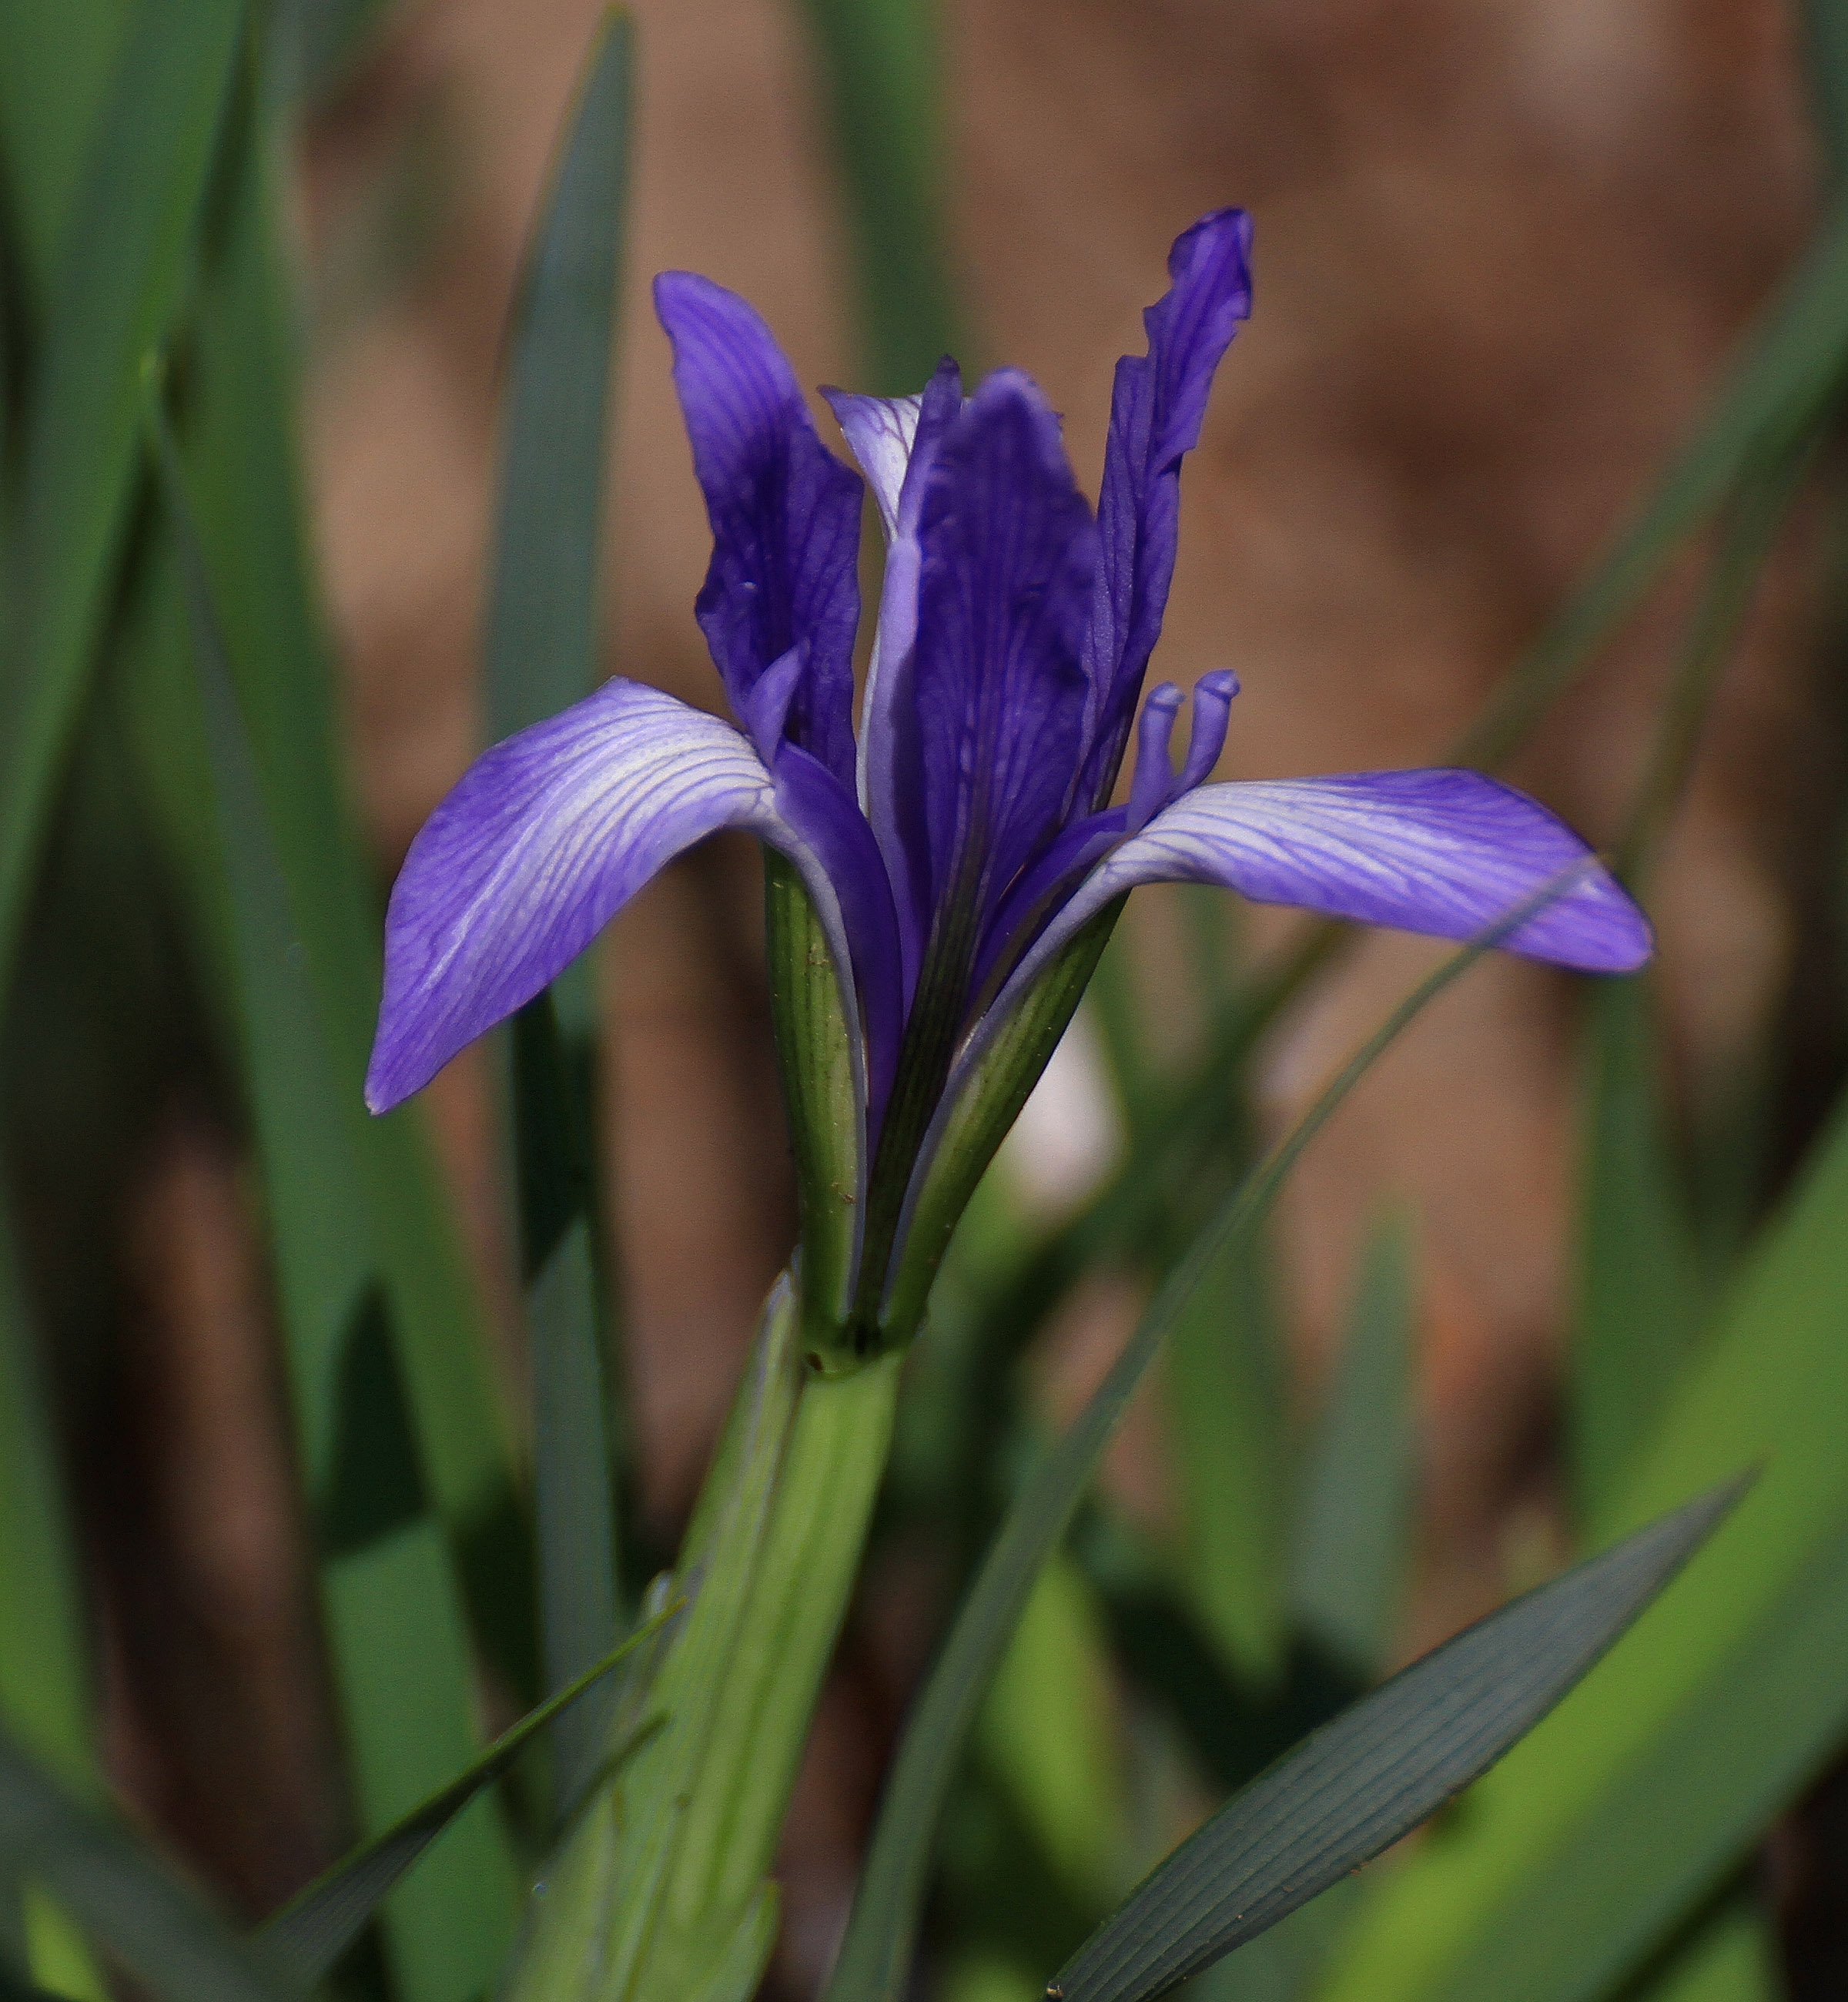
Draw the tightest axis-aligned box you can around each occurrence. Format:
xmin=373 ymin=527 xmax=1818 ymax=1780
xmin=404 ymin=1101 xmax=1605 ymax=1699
xmin=508 ymin=1272 xmax=902 ymax=2002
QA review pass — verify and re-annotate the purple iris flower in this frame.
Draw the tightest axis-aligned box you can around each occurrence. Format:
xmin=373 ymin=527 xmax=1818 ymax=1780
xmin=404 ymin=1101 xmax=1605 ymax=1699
xmin=366 ymin=209 xmax=1649 ymax=1339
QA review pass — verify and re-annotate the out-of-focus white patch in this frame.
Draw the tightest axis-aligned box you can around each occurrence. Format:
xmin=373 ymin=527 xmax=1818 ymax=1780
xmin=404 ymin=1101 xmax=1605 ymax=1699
xmin=996 ymin=1005 xmax=1124 ymax=1218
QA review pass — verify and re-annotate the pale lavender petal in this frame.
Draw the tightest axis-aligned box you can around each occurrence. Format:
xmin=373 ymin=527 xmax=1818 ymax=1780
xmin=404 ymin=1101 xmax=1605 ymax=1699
xmin=893 ymin=765 xmax=1649 ymax=1290
xmin=1076 ymin=209 xmax=1254 ymax=809
xmin=909 ymin=369 xmax=1097 ymax=974
xmin=829 ymin=360 xmax=965 ymax=996
xmin=1002 ymin=768 xmax=1652 ymax=1046
xmin=825 ymin=389 xmax=921 ymax=540
xmin=1091 ymin=771 xmax=1648 ymax=966
xmin=825 ymin=358 xmax=962 ymax=544
xmin=369 ymin=678 xmax=778 ymax=1113
xmin=654 ymin=271 xmax=863 ymax=788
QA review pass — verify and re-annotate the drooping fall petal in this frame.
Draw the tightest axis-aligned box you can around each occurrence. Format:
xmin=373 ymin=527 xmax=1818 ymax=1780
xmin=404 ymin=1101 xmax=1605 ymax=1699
xmin=369 ymin=680 xmax=796 ymax=1111
xmin=903 ymin=764 xmax=1649 ymax=1232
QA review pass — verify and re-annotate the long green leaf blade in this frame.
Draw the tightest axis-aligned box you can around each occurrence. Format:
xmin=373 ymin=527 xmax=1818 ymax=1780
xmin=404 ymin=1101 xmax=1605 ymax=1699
xmin=1289 ymin=1210 xmax=1418 ymax=1680
xmin=1632 ymin=1890 xmax=1784 ymax=2002
xmin=1050 ymin=1484 xmax=1739 ymax=2002
xmin=1572 ymin=973 xmax=1705 ymax=1515
xmin=0 ymin=1969 xmax=83 ymax=2002
xmin=484 ymin=4 xmax=631 ymax=750
xmin=0 ymin=1220 xmax=105 ymax=2002
xmin=171 ymin=99 xmax=521 ymax=1577
xmin=480 ymin=7 xmax=634 ymax=1813
xmin=0 ymin=1223 xmax=89 ymax=1796
xmin=0 ymin=0 xmax=132 ymax=329
xmin=1168 ymin=1210 xmax=1288 ymax=1689
xmin=825 ymin=877 xmax=1582 ymax=2002
xmin=795 ymin=0 xmax=958 ymax=387
xmin=261 ymin=1600 xmax=678 ymax=1986
xmin=1317 ymin=1075 xmax=1848 ymax=2002
xmin=0 ymin=0 xmax=245 ymax=986
xmin=1803 ymin=0 xmax=1848 ymax=185
xmin=150 ymin=385 xmax=524 ymax=2002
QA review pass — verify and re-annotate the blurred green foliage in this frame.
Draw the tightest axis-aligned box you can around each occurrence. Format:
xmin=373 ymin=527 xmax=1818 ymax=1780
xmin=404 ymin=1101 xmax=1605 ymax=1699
xmin=0 ymin=5 xmax=1845 ymax=2002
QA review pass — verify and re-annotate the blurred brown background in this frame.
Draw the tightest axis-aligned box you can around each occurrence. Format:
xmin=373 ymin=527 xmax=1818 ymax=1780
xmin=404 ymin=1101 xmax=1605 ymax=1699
xmin=85 ymin=0 xmax=1837 ymax=1975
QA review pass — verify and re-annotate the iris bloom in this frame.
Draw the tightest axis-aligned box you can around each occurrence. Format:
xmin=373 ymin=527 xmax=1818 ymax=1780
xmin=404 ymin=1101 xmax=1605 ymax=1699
xmin=366 ymin=209 xmax=1648 ymax=1351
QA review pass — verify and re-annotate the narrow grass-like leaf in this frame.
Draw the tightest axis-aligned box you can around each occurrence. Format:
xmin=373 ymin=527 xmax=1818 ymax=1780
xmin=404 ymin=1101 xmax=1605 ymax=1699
xmin=1573 ymin=974 xmax=1705 ymax=1517
xmin=1050 ymin=1483 xmax=1739 ymax=2002
xmin=261 ymin=1599 xmax=678 ymax=1987
xmin=1615 ymin=447 xmax=1812 ymax=882
xmin=1086 ymin=934 xmax=1156 ymax=1132
xmin=0 ymin=0 xmax=135 ymax=341
xmin=1290 ymin=1210 xmax=1418 ymax=1680
xmin=0 ymin=1732 xmax=290 ymax=2002
xmin=960 ymin=929 xmax=1341 ymax=1440
xmin=0 ymin=1221 xmax=105 ymax=2002
xmin=150 ymin=387 xmax=524 ymax=2002
xmin=1628 ymin=1889 xmax=1783 ymax=2002
xmin=823 ymin=874 xmax=1587 ymax=2002
xmin=0 ymin=1968 xmax=81 ymax=2002
xmin=1168 ymin=1208 xmax=1289 ymax=1689
xmin=1575 ymin=450 xmax=1804 ymax=1508
xmin=1803 ymin=0 xmax=1848 ymax=185
xmin=795 ymin=0 xmax=958 ymax=388
xmin=171 ymin=92 xmax=524 ymax=1595
xmin=1315 ymin=1076 xmax=1848 ymax=2002
xmin=977 ymin=1555 xmax=1124 ymax=1910
xmin=0 ymin=1220 xmax=89 ymax=1797
xmin=512 ymin=994 xmax=618 ymax=1813
xmin=0 ymin=0 xmax=244 ymax=987
xmin=480 ymin=8 xmax=634 ymax=1806
xmin=484 ymin=5 xmax=631 ymax=751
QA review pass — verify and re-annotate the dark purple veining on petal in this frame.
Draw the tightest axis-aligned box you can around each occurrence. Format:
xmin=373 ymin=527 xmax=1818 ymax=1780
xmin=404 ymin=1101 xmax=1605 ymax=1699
xmin=1076 ymin=209 xmax=1254 ymax=812
xmin=908 ymin=370 xmax=1098 ymax=979
xmin=654 ymin=271 xmax=865 ymax=791
xmin=966 ymin=671 xmax=1237 ymax=1004
xmin=825 ymin=359 xmax=966 ymax=1001
xmin=367 ymin=678 xmax=780 ymax=1113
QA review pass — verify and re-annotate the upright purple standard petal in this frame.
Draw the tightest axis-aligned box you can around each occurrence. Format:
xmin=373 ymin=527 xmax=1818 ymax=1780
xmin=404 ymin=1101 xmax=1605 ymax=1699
xmin=825 ymin=389 xmax=922 ymax=541
xmin=825 ymin=362 xmax=965 ymax=993
xmin=908 ymin=370 xmax=1099 ymax=986
xmin=368 ymin=678 xmax=785 ymax=1113
xmin=825 ymin=359 xmax=964 ymax=547
xmin=655 ymin=271 xmax=864 ymax=789
xmin=1076 ymin=209 xmax=1254 ymax=809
